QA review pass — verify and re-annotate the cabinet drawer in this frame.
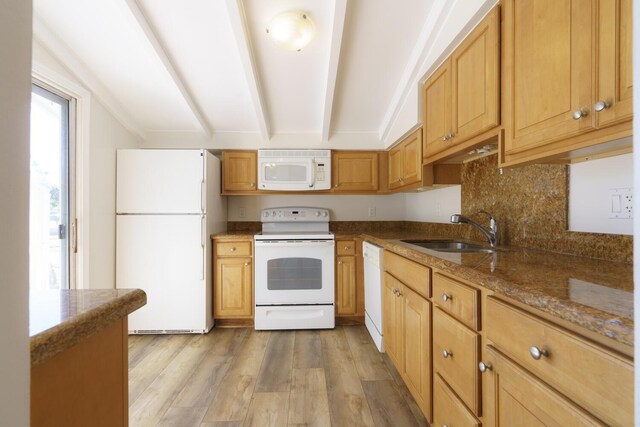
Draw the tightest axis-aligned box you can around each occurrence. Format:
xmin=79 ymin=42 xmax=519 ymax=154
xmin=336 ymin=240 xmax=356 ymax=256
xmin=384 ymin=251 xmax=430 ymax=298
xmin=434 ymin=374 xmax=480 ymax=427
xmin=486 ymin=297 xmax=633 ymax=427
xmin=433 ymin=273 xmax=479 ymax=330
xmin=215 ymin=241 xmax=252 ymax=257
xmin=433 ymin=307 xmax=480 ymax=415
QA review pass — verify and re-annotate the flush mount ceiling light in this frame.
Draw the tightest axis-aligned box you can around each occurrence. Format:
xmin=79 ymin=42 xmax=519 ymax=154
xmin=266 ymin=10 xmax=315 ymax=51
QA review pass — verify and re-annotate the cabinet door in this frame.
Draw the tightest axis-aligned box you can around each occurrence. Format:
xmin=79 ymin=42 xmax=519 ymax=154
xmin=503 ymin=0 xmax=595 ymax=154
xmin=222 ymin=151 xmax=257 ymax=192
xmin=388 ymin=146 xmax=404 ymax=190
xmin=336 ymin=255 xmax=357 ymax=316
xmin=423 ymin=59 xmax=452 ymax=159
xmin=401 ymin=129 xmax=422 ymax=186
xmin=214 ymin=257 xmax=252 ymax=318
xmin=382 ymin=273 xmax=403 ymax=367
xmin=332 ymin=152 xmax=379 ymax=192
xmin=596 ymin=0 xmax=633 ymax=127
xmin=451 ymin=7 xmax=500 ymax=143
xmin=483 ymin=346 xmax=603 ymax=427
xmin=402 ymin=286 xmax=432 ymax=422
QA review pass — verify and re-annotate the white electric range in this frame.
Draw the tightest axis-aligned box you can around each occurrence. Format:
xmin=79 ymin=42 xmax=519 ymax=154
xmin=254 ymin=207 xmax=335 ymax=330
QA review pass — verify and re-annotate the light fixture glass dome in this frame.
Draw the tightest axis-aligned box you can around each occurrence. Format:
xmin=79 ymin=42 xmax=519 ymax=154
xmin=266 ymin=10 xmax=315 ymax=51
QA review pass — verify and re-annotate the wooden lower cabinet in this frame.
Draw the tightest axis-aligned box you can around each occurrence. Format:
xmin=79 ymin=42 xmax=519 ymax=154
xmin=213 ymin=238 xmax=253 ymax=321
xmin=214 ymin=257 xmax=252 ymax=318
xmin=383 ymin=271 xmax=433 ymax=422
xmin=31 ymin=318 xmax=128 ymax=427
xmin=336 ymin=255 xmax=357 ymax=315
xmin=434 ymin=374 xmax=480 ymax=427
xmin=482 ymin=346 xmax=603 ymax=426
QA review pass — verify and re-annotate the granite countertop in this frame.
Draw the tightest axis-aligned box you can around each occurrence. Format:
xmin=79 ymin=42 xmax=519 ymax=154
xmin=211 ymin=232 xmax=255 ymax=240
xmin=363 ymin=232 xmax=634 ymax=347
xmin=30 ymin=289 xmax=146 ymax=367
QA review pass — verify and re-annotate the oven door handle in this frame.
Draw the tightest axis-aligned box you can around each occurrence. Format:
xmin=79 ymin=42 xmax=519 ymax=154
xmin=254 ymin=240 xmax=335 ymax=248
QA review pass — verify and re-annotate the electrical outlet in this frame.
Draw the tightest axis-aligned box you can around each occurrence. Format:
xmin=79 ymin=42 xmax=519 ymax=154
xmin=368 ymin=207 xmax=376 ymax=217
xmin=238 ymin=207 xmax=246 ymax=219
xmin=608 ymin=188 xmax=632 ymax=219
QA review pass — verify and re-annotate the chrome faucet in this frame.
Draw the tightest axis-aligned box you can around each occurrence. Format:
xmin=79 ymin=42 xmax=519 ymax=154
xmin=450 ymin=211 xmax=499 ymax=247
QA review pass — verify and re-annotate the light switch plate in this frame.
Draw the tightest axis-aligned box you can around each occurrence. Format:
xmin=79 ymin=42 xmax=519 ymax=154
xmin=608 ymin=188 xmax=632 ymax=219
xmin=368 ymin=207 xmax=376 ymax=217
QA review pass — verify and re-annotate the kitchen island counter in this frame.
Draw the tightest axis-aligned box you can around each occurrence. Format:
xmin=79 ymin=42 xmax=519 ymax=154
xmin=363 ymin=232 xmax=633 ymax=347
xmin=30 ymin=288 xmax=146 ymax=366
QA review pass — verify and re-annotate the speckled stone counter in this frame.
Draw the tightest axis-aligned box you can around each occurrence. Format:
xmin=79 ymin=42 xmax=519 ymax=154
xmin=363 ymin=232 xmax=634 ymax=347
xmin=30 ymin=289 xmax=146 ymax=367
xmin=211 ymin=232 xmax=255 ymax=240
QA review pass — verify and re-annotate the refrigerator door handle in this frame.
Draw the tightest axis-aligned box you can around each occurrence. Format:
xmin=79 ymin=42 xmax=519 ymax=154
xmin=201 ymin=215 xmax=206 ymax=280
xmin=200 ymin=179 xmax=205 ymax=213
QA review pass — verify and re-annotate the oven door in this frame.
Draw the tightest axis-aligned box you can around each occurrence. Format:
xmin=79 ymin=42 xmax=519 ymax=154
xmin=254 ymin=240 xmax=335 ymax=305
xmin=258 ymin=157 xmax=314 ymax=191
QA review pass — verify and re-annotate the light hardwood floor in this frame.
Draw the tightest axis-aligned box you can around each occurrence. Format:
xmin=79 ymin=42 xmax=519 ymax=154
xmin=128 ymin=326 xmax=428 ymax=427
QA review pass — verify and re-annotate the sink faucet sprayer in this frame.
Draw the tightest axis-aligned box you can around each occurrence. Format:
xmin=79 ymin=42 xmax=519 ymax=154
xmin=450 ymin=211 xmax=499 ymax=247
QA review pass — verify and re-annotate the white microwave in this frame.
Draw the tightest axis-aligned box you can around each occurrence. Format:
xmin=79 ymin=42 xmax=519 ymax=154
xmin=258 ymin=149 xmax=331 ymax=191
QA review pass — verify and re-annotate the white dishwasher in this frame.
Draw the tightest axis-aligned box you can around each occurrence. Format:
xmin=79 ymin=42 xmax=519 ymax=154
xmin=363 ymin=241 xmax=384 ymax=352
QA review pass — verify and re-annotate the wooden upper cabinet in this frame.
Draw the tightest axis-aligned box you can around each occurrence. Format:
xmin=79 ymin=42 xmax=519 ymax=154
xmin=388 ymin=128 xmax=423 ymax=190
xmin=451 ymin=6 xmax=500 ymax=142
xmin=332 ymin=151 xmax=379 ymax=192
xmin=423 ymin=7 xmax=500 ymax=162
xmin=503 ymin=0 xmax=595 ymax=155
xmin=423 ymin=59 xmax=452 ymax=158
xmin=222 ymin=151 xmax=257 ymax=193
xmin=596 ymin=0 xmax=633 ymax=128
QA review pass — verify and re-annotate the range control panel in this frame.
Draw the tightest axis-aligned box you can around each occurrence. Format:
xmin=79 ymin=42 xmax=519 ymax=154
xmin=260 ymin=207 xmax=330 ymax=222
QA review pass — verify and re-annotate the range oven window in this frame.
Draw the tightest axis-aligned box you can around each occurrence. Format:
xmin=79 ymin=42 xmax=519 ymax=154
xmin=267 ymin=258 xmax=322 ymax=290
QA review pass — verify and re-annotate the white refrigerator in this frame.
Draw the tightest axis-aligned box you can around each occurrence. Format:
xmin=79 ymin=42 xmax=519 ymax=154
xmin=116 ymin=149 xmax=226 ymax=334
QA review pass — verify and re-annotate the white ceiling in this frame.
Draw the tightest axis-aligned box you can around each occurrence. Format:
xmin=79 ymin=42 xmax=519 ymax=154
xmin=33 ymin=0 xmax=436 ymax=146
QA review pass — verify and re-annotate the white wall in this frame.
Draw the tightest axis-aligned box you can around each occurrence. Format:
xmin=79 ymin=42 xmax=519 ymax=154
xmin=569 ymin=152 xmax=634 ymax=235
xmin=0 ymin=0 xmax=31 ymax=423
xmin=88 ymin=99 xmax=140 ymax=288
xmin=32 ymin=40 xmax=141 ymax=289
xmin=228 ymin=194 xmax=406 ymax=222
xmin=404 ymin=186 xmax=462 ymax=223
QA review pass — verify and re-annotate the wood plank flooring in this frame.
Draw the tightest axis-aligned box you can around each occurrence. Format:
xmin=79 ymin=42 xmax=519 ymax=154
xmin=128 ymin=326 xmax=428 ymax=427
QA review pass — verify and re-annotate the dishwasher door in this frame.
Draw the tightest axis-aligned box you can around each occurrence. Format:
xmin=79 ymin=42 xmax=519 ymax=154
xmin=363 ymin=242 xmax=384 ymax=352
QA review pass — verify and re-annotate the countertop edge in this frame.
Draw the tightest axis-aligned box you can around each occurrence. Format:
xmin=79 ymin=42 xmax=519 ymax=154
xmin=362 ymin=234 xmax=634 ymax=348
xmin=31 ymin=289 xmax=147 ymax=367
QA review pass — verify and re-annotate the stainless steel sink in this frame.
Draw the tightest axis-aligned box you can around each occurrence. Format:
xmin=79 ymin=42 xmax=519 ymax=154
xmin=400 ymin=239 xmax=502 ymax=253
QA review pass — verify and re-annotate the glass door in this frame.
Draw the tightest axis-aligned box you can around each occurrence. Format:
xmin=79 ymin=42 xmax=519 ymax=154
xmin=30 ymin=83 xmax=73 ymax=290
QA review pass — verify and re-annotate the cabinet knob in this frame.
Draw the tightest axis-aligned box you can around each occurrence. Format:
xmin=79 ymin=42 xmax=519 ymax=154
xmin=334 ymin=184 xmax=339 ymax=188
xmin=399 ymin=177 xmax=404 ymax=182
xmin=338 ymin=261 xmax=343 ymax=265
xmin=244 ymin=262 xmax=250 ymax=266
xmin=344 ymin=246 xmax=350 ymax=250
xmin=594 ymin=100 xmax=610 ymax=112
xmin=572 ymin=108 xmax=588 ymax=120
xmin=442 ymin=135 xmax=448 ymax=141
xmin=230 ymin=247 xmax=236 ymax=252
xmin=529 ymin=346 xmax=548 ymax=360
xmin=479 ymin=361 xmax=493 ymax=373
xmin=441 ymin=293 xmax=452 ymax=302
xmin=442 ymin=349 xmax=453 ymax=359
xmin=250 ymin=182 xmax=255 ymax=187
xmin=447 ymin=132 xmax=455 ymax=140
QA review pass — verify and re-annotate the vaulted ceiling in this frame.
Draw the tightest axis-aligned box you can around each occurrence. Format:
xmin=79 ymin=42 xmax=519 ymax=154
xmin=33 ymin=0 xmax=438 ymax=147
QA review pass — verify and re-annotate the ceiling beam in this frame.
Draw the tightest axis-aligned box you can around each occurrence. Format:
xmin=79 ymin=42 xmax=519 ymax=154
xmin=377 ymin=0 xmax=451 ymax=144
xmin=124 ymin=0 xmax=212 ymax=137
xmin=224 ymin=0 xmax=271 ymax=141
xmin=32 ymin=15 xmax=146 ymax=140
xmin=320 ymin=0 xmax=348 ymax=142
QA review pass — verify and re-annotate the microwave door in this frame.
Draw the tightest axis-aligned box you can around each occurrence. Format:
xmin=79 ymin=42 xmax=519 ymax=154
xmin=261 ymin=158 xmax=313 ymax=191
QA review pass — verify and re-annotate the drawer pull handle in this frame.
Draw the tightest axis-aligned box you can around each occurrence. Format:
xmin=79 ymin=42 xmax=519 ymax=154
xmin=442 ymin=293 xmax=452 ymax=302
xmin=529 ymin=346 xmax=548 ymax=360
xmin=442 ymin=350 xmax=453 ymax=359
xmin=478 ymin=361 xmax=493 ymax=373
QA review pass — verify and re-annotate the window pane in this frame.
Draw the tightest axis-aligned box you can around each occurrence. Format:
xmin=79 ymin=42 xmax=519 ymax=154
xmin=30 ymin=84 xmax=70 ymax=290
xmin=267 ymin=258 xmax=322 ymax=290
